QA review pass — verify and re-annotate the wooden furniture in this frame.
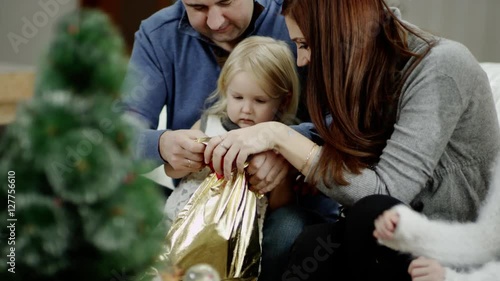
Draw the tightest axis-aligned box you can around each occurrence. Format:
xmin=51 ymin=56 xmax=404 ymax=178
xmin=0 ymin=64 xmax=35 ymax=125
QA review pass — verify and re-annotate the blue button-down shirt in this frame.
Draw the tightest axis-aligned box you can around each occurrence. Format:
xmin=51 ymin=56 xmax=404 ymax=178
xmin=123 ymin=0 xmax=295 ymax=165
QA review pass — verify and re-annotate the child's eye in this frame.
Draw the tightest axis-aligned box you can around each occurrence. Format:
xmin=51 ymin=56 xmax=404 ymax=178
xmin=255 ymin=99 xmax=267 ymax=104
xmin=233 ymin=96 xmax=243 ymax=100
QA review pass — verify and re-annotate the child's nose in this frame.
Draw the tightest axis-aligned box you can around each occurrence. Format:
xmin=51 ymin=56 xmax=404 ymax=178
xmin=242 ymin=101 xmax=252 ymax=113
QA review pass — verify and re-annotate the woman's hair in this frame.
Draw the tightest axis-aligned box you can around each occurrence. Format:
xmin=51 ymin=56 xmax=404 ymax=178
xmin=283 ymin=0 xmax=435 ymax=185
xmin=204 ymin=36 xmax=300 ymax=125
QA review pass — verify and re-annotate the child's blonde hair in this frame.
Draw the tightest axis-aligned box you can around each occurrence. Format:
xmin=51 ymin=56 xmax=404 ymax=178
xmin=205 ymin=36 xmax=300 ymax=125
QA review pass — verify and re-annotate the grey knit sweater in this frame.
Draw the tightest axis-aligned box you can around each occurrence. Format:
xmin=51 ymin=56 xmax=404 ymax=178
xmin=309 ymin=26 xmax=500 ymax=222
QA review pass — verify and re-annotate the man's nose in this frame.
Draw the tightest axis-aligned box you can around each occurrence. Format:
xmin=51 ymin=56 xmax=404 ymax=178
xmin=207 ymin=7 xmax=225 ymax=30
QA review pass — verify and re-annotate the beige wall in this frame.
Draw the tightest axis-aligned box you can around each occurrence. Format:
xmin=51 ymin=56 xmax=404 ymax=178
xmin=0 ymin=0 xmax=77 ymax=124
xmin=392 ymin=0 xmax=500 ymax=62
xmin=2 ymin=1 xmax=497 ymax=65
xmin=0 ymin=0 xmax=78 ymax=66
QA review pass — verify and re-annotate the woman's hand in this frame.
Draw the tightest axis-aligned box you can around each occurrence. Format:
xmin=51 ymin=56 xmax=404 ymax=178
xmin=204 ymin=122 xmax=284 ymax=179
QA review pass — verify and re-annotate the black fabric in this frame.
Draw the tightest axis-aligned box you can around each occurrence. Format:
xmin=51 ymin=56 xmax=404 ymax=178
xmin=284 ymin=219 xmax=347 ymax=281
xmin=284 ymin=195 xmax=413 ymax=281
xmin=296 ymin=66 xmax=311 ymax=123
xmin=344 ymin=195 xmax=412 ymax=281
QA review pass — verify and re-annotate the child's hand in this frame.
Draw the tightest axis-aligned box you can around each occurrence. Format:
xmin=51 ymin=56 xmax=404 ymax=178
xmin=408 ymin=257 xmax=445 ymax=281
xmin=373 ymin=208 xmax=400 ymax=240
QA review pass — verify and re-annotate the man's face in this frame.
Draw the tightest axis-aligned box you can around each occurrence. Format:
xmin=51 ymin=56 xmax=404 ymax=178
xmin=182 ymin=0 xmax=254 ymax=50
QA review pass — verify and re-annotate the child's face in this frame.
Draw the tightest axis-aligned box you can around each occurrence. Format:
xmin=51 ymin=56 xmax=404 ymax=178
xmin=226 ymin=71 xmax=282 ymax=128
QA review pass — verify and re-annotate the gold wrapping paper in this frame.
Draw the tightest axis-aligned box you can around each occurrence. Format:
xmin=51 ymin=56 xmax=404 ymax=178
xmin=160 ymin=169 xmax=261 ymax=281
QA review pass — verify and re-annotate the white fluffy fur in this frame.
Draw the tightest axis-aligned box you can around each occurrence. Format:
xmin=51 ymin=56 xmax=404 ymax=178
xmin=378 ymin=153 xmax=500 ymax=281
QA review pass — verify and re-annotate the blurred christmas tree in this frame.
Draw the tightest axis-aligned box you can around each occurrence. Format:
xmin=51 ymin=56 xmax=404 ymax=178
xmin=0 ymin=9 xmax=166 ymax=281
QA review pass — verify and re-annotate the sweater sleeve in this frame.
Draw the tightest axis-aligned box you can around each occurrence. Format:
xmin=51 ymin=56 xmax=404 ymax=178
xmin=311 ymin=64 xmax=467 ymax=206
xmin=291 ymin=122 xmax=325 ymax=145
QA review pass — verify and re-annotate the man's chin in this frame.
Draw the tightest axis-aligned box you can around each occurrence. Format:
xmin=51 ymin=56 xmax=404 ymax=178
xmin=212 ymin=36 xmax=236 ymax=44
xmin=210 ymin=31 xmax=242 ymax=45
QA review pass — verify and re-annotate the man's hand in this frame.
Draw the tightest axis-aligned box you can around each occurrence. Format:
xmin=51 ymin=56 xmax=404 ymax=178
xmin=246 ymin=151 xmax=290 ymax=194
xmin=159 ymin=129 xmax=208 ymax=173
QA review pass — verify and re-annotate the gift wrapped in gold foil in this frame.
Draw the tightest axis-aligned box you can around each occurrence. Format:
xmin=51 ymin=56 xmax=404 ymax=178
xmin=160 ymin=168 xmax=262 ymax=281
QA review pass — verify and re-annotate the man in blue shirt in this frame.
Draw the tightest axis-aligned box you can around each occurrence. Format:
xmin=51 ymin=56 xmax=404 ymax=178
xmin=124 ymin=0 xmax=294 ymax=168
xmin=122 ymin=0 xmax=324 ymax=280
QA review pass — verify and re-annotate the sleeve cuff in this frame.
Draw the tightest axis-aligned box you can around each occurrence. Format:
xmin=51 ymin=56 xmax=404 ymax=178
xmin=291 ymin=122 xmax=315 ymax=139
xmin=291 ymin=122 xmax=325 ymax=145
xmin=136 ymin=129 xmax=166 ymax=166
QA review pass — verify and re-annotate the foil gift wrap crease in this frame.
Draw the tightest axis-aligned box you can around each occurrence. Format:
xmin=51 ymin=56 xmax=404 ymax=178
xmin=160 ymin=169 xmax=262 ymax=281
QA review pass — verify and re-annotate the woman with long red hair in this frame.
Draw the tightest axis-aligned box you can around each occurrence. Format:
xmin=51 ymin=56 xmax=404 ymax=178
xmin=204 ymin=0 xmax=500 ymax=280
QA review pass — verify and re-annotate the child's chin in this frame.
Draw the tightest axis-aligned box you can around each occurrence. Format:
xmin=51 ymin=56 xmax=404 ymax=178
xmin=238 ymin=123 xmax=252 ymax=128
